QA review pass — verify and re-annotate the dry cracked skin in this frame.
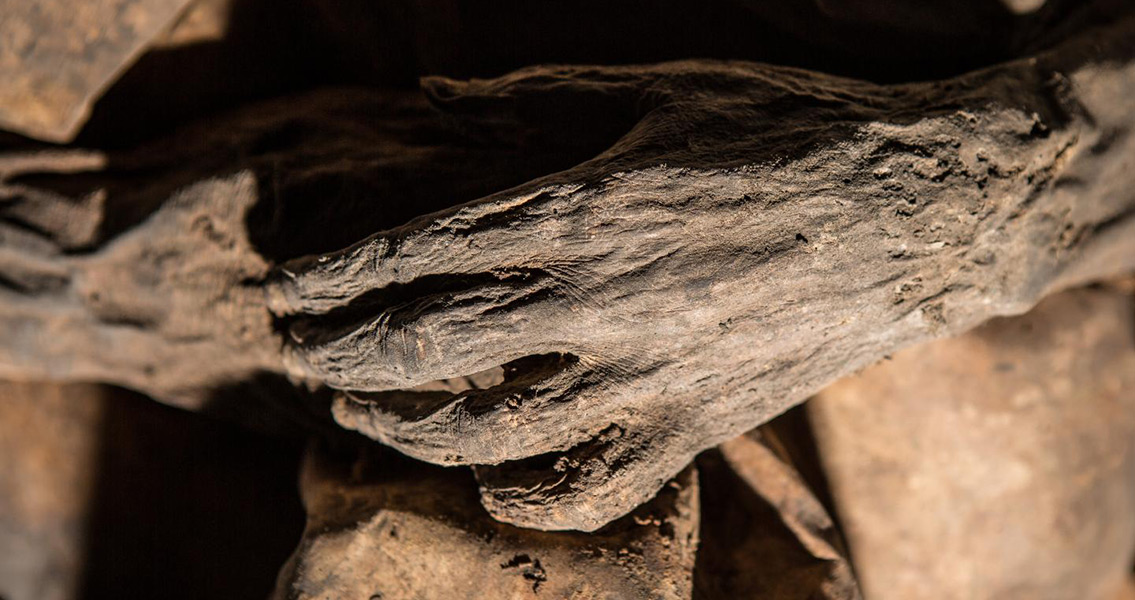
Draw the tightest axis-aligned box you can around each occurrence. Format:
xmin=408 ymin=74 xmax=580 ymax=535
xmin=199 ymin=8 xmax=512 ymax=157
xmin=0 ymin=0 xmax=1134 ymax=532
xmin=274 ymin=15 xmax=1135 ymax=529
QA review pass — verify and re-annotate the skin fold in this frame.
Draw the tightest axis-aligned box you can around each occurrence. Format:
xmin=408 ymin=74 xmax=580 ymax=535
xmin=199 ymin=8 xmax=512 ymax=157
xmin=274 ymin=16 xmax=1135 ymax=529
xmin=2 ymin=3 xmax=1134 ymax=531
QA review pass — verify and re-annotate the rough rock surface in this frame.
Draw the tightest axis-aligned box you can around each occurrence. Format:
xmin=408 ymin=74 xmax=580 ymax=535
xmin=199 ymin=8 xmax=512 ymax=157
xmin=274 ymin=442 xmax=698 ymax=600
xmin=0 ymin=0 xmax=194 ymax=142
xmin=809 ymin=287 xmax=1135 ymax=600
xmin=284 ymin=15 xmax=1135 ymax=529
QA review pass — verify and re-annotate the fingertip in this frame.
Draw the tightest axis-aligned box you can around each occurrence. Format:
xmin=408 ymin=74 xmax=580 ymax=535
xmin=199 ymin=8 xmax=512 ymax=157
xmin=281 ymin=342 xmax=316 ymax=382
xmin=329 ymin=390 xmax=369 ymax=433
xmin=263 ymin=275 xmax=294 ymax=316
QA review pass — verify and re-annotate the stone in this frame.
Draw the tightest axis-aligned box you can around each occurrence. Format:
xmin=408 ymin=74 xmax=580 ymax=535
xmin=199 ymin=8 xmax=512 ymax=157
xmin=0 ymin=0 xmax=194 ymax=142
xmin=809 ymin=287 xmax=1135 ymax=600
xmin=274 ymin=442 xmax=698 ymax=600
xmin=0 ymin=382 xmax=103 ymax=600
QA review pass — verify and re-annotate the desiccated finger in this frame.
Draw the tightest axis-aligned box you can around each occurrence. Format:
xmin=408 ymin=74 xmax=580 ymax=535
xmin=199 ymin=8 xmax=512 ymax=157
xmin=473 ymin=418 xmax=698 ymax=532
xmin=331 ymin=354 xmax=633 ymax=465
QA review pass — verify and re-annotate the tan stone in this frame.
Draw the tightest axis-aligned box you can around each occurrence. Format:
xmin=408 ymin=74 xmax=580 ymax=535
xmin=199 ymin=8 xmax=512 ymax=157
xmin=810 ymin=288 xmax=1135 ymax=600
xmin=0 ymin=382 xmax=103 ymax=600
xmin=0 ymin=0 xmax=194 ymax=142
xmin=275 ymin=443 xmax=699 ymax=600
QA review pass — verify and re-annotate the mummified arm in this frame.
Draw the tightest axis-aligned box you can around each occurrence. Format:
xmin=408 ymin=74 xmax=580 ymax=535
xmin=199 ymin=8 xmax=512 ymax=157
xmin=0 ymin=87 xmax=605 ymax=409
xmin=272 ymin=13 xmax=1135 ymax=531
xmin=0 ymin=159 xmax=278 ymax=408
xmin=2 ymin=7 xmax=1134 ymax=532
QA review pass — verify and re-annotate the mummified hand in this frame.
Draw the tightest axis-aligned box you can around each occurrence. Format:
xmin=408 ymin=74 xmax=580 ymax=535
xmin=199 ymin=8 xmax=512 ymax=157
xmin=270 ymin=13 xmax=1135 ymax=530
xmin=0 ymin=88 xmax=583 ymax=409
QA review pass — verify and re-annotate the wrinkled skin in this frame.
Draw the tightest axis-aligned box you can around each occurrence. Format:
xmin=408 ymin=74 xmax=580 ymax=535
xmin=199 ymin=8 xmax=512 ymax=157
xmin=2 ymin=5 xmax=1134 ymax=532
xmin=271 ymin=14 xmax=1135 ymax=530
xmin=0 ymin=89 xmax=590 ymax=410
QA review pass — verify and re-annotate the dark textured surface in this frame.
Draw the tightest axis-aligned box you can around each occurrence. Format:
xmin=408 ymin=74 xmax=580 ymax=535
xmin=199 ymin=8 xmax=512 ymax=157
xmin=79 ymin=386 xmax=305 ymax=600
xmin=280 ymin=16 xmax=1135 ymax=529
xmin=1 ymin=0 xmax=1133 ymax=534
xmin=0 ymin=382 xmax=305 ymax=600
xmin=4 ymin=0 xmax=1124 ymax=144
xmin=0 ymin=1 xmax=1132 ymax=597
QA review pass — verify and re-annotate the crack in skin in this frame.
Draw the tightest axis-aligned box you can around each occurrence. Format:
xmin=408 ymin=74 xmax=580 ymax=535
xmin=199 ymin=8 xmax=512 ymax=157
xmin=2 ymin=5 xmax=1135 ymax=533
xmin=274 ymin=13 xmax=1135 ymax=531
